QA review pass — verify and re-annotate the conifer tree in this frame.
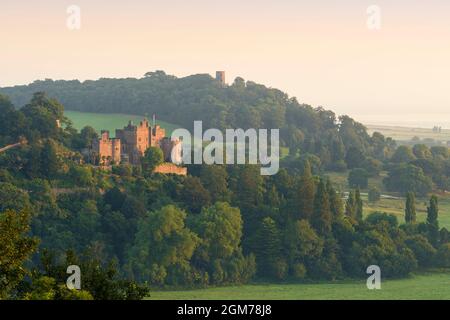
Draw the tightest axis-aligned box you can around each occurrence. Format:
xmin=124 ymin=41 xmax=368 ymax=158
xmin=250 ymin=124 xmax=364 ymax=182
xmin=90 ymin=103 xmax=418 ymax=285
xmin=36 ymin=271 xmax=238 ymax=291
xmin=427 ymin=195 xmax=440 ymax=247
xmin=355 ymin=189 xmax=363 ymax=221
xmin=41 ymin=140 xmax=59 ymax=179
xmin=297 ymin=160 xmax=315 ymax=220
xmin=254 ymin=217 xmax=283 ymax=278
xmin=345 ymin=190 xmax=356 ymax=218
xmin=405 ymin=192 xmax=416 ymax=223
xmin=312 ymin=179 xmax=332 ymax=235
xmin=326 ymin=179 xmax=343 ymax=219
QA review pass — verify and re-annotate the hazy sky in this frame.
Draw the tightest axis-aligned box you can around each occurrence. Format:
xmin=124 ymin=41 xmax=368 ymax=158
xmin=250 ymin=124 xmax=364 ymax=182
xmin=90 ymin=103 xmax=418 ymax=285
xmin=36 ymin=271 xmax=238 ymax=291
xmin=1 ymin=0 xmax=449 ymax=119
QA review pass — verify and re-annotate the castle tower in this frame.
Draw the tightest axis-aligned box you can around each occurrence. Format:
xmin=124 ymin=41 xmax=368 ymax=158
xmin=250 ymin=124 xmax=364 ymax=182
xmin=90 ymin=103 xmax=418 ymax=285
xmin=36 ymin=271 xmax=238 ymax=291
xmin=93 ymin=130 xmax=121 ymax=165
xmin=216 ymin=71 xmax=226 ymax=86
xmin=150 ymin=115 xmax=166 ymax=147
xmin=115 ymin=119 xmax=150 ymax=164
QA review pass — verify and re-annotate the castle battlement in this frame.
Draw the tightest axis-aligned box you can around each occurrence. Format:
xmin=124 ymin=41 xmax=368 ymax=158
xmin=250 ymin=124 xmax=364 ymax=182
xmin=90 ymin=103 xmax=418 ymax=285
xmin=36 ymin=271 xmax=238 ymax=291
xmin=91 ymin=117 xmax=184 ymax=174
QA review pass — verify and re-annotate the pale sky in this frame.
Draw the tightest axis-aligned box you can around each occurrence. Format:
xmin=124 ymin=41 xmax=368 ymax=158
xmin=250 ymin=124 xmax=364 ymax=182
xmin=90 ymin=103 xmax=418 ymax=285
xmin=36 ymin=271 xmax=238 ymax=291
xmin=1 ymin=0 xmax=449 ymax=120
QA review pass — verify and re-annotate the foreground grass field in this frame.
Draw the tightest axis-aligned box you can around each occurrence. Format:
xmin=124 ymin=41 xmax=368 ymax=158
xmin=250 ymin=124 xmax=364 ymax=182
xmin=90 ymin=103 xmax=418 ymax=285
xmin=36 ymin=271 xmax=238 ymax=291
xmin=65 ymin=111 xmax=180 ymax=136
xmin=148 ymin=272 xmax=450 ymax=300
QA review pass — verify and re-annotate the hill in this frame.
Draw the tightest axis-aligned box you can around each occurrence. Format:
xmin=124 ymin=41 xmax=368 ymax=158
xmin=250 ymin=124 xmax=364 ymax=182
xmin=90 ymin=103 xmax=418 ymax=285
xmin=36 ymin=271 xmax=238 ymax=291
xmin=0 ymin=71 xmax=396 ymax=171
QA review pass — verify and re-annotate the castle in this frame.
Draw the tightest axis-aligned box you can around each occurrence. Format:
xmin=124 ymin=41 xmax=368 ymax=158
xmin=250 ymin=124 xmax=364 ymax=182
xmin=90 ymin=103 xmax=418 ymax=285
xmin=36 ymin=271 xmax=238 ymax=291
xmin=91 ymin=117 xmax=186 ymax=175
xmin=216 ymin=71 xmax=226 ymax=86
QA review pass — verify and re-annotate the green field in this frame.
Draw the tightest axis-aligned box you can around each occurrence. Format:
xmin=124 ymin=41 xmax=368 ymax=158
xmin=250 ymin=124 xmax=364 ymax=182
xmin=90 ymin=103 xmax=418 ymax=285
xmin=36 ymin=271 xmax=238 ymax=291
xmin=366 ymin=124 xmax=450 ymax=144
xmin=65 ymin=111 xmax=180 ymax=137
xmin=325 ymin=170 xmax=450 ymax=229
xmin=148 ymin=272 xmax=450 ymax=300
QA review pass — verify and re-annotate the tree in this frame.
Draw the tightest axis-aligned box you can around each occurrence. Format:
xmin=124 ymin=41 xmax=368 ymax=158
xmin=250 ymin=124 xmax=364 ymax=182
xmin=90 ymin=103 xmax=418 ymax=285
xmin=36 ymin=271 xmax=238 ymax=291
xmin=348 ymin=168 xmax=369 ymax=189
xmin=441 ymin=228 xmax=450 ymax=244
xmin=0 ymin=94 xmax=26 ymax=143
xmin=32 ymin=250 xmax=148 ymax=300
xmin=0 ymin=210 xmax=38 ymax=299
xmin=0 ymin=182 xmax=31 ymax=212
xmin=192 ymin=202 xmax=242 ymax=261
xmin=430 ymin=146 xmax=449 ymax=159
xmin=284 ymin=219 xmax=323 ymax=279
xmin=368 ymin=187 xmax=381 ymax=203
xmin=73 ymin=126 xmax=98 ymax=149
xmin=23 ymin=276 xmax=93 ymax=300
xmin=68 ymin=165 xmax=94 ymax=187
xmin=296 ymin=161 xmax=315 ymax=220
xmin=405 ymin=235 xmax=436 ymax=267
xmin=345 ymin=147 xmax=366 ymax=169
xmin=391 ymin=145 xmax=416 ymax=163
xmin=345 ymin=190 xmax=356 ymax=218
xmin=199 ymin=165 xmax=230 ymax=203
xmin=435 ymin=243 xmax=450 ymax=268
xmin=142 ymin=146 xmax=163 ymax=173
xmin=405 ymin=192 xmax=416 ymax=223
xmin=127 ymin=205 xmax=199 ymax=285
xmin=384 ymin=164 xmax=432 ymax=196
xmin=253 ymin=217 xmax=286 ymax=279
xmin=41 ymin=140 xmax=59 ymax=179
xmin=103 ymin=187 xmax=126 ymax=211
xmin=312 ymin=179 xmax=332 ymax=234
xmin=426 ymin=195 xmax=439 ymax=247
xmin=364 ymin=157 xmax=382 ymax=177
xmin=20 ymin=92 xmax=67 ymax=141
xmin=191 ymin=202 xmax=255 ymax=284
xmin=180 ymin=176 xmax=211 ymax=213
xmin=355 ymin=189 xmax=363 ymax=221
xmin=412 ymin=144 xmax=431 ymax=159
xmin=326 ymin=179 xmax=343 ymax=218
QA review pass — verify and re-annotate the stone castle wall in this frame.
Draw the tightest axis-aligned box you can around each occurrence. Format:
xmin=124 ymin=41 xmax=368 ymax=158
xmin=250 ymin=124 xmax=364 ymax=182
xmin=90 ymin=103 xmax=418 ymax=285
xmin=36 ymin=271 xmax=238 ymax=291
xmin=154 ymin=163 xmax=187 ymax=175
xmin=92 ymin=118 xmax=185 ymax=175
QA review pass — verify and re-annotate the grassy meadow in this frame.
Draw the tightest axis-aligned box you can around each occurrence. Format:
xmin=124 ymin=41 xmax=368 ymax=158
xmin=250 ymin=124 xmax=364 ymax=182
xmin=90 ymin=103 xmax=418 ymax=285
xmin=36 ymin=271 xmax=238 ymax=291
xmin=148 ymin=272 xmax=450 ymax=300
xmin=366 ymin=124 xmax=450 ymax=144
xmin=326 ymin=170 xmax=450 ymax=229
xmin=65 ymin=110 xmax=180 ymax=137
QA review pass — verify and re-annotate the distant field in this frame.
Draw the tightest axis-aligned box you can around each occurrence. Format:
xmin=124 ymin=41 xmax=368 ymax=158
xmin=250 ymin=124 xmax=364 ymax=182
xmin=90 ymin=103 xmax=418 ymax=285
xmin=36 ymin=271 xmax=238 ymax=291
xmin=148 ymin=272 xmax=450 ymax=300
xmin=366 ymin=124 xmax=450 ymax=144
xmin=326 ymin=170 xmax=450 ymax=229
xmin=65 ymin=111 xmax=180 ymax=137
xmin=364 ymin=196 xmax=450 ymax=229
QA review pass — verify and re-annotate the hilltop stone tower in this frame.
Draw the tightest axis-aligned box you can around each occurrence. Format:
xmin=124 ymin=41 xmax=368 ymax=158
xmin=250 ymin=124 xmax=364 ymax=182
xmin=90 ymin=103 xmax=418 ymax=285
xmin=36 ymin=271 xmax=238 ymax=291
xmin=216 ymin=71 xmax=226 ymax=86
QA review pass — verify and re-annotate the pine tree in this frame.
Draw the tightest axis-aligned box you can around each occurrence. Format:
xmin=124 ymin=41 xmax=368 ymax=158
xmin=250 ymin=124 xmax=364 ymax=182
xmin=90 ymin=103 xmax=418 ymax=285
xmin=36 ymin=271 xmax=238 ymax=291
xmin=41 ymin=140 xmax=58 ymax=179
xmin=254 ymin=217 xmax=283 ymax=278
xmin=297 ymin=160 xmax=315 ymax=220
xmin=312 ymin=179 xmax=332 ymax=235
xmin=355 ymin=189 xmax=363 ymax=221
xmin=345 ymin=190 xmax=356 ymax=218
xmin=25 ymin=144 xmax=42 ymax=179
xmin=326 ymin=179 xmax=343 ymax=219
xmin=427 ymin=195 xmax=440 ymax=247
xmin=405 ymin=192 xmax=416 ymax=223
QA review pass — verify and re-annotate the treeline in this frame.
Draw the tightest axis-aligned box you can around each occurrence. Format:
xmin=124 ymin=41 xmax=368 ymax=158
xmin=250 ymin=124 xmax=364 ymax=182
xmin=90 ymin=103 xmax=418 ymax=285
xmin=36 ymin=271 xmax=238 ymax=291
xmin=0 ymin=72 xmax=396 ymax=170
xmin=344 ymin=143 xmax=450 ymax=196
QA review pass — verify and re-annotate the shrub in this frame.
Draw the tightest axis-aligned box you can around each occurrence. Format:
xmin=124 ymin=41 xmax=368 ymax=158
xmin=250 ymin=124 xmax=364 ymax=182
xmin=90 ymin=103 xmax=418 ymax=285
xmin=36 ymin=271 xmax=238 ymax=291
xmin=368 ymin=187 xmax=381 ymax=202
